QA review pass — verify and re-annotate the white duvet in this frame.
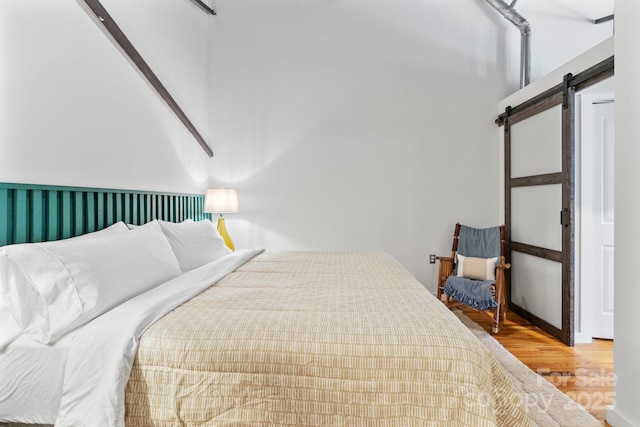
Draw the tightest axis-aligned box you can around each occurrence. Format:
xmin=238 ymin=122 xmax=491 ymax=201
xmin=42 ymin=249 xmax=262 ymax=426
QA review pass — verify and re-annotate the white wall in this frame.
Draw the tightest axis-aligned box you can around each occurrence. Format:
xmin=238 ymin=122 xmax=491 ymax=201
xmin=208 ymin=0 xmax=614 ymax=290
xmin=609 ymin=0 xmax=640 ymax=425
xmin=0 ymin=0 xmax=211 ymax=193
xmin=208 ymin=0 xmax=510 ymax=289
xmin=507 ymin=0 xmax=613 ymax=84
xmin=0 ymin=0 xmax=615 ymax=288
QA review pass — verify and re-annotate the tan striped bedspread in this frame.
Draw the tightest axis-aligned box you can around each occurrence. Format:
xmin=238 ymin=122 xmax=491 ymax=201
xmin=125 ymin=251 xmax=532 ymax=426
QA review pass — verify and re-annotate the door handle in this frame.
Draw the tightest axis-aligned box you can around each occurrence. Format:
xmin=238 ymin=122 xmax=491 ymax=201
xmin=560 ymin=209 xmax=570 ymax=228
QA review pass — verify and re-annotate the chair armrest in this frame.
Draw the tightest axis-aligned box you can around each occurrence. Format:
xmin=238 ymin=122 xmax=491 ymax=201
xmin=499 ymin=263 xmax=511 ymax=270
xmin=436 ymin=256 xmax=454 ymax=277
xmin=436 ymin=256 xmax=455 ymax=301
xmin=497 ymin=257 xmax=511 ymax=270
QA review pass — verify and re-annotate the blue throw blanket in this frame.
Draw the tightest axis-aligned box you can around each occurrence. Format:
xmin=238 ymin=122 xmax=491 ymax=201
xmin=457 ymin=225 xmax=501 ymax=259
xmin=444 ymin=276 xmax=497 ymax=311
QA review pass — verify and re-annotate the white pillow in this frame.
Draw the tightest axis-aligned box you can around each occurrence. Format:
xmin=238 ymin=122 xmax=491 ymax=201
xmin=0 ymin=221 xmax=130 ymax=348
xmin=128 ymin=219 xmax=193 ymax=230
xmin=0 ymin=290 xmax=25 ymax=349
xmin=159 ymin=219 xmax=231 ymax=272
xmin=456 ymin=254 xmax=498 ymax=281
xmin=67 ymin=221 xmax=129 ymax=239
xmin=0 ymin=220 xmax=180 ymax=345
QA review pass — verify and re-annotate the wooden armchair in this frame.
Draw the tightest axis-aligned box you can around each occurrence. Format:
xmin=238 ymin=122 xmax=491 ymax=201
xmin=436 ymin=223 xmax=510 ymax=333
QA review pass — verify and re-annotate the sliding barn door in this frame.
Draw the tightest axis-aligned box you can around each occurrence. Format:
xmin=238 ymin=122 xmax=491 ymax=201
xmin=504 ymin=84 xmax=574 ymax=345
xmin=501 ymin=59 xmax=614 ymax=346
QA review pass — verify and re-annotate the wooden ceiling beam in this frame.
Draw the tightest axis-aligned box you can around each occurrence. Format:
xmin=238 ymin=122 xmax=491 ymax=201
xmin=82 ymin=0 xmax=214 ymax=157
xmin=191 ymin=0 xmax=216 ymax=15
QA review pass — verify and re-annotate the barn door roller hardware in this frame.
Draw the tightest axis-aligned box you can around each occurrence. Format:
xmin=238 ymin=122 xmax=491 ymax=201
xmin=81 ymin=0 xmax=214 ymax=157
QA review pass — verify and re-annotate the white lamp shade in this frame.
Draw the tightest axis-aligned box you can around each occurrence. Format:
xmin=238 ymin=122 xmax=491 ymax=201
xmin=204 ymin=188 xmax=239 ymax=213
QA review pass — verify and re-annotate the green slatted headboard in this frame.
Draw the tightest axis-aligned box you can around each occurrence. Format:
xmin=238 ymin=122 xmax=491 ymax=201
xmin=0 ymin=183 xmax=211 ymax=247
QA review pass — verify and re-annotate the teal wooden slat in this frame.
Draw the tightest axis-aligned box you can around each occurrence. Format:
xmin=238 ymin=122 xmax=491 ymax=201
xmin=31 ymin=190 xmax=45 ymax=243
xmin=193 ymin=197 xmax=197 ymax=219
xmin=144 ymin=194 xmax=153 ymax=223
xmin=138 ymin=195 xmax=143 ymax=223
xmin=172 ymin=196 xmax=177 ymax=221
xmin=140 ymin=194 xmax=147 ymax=224
xmin=74 ymin=192 xmax=84 ymax=237
xmin=14 ymin=190 xmax=29 ymax=244
xmin=150 ymin=195 xmax=155 ymax=221
xmin=115 ymin=193 xmax=123 ymax=223
xmin=86 ymin=194 xmax=96 ymax=233
xmin=150 ymin=195 xmax=156 ymax=220
xmin=147 ymin=195 xmax=153 ymax=220
xmin=124 ymin=194 xmax=131 ymax=224
xmin=0 ymin=189 xmax=11 ymax=246
xmin=61 ymin=191 xmax=72 ymax=239
xmin=106 ymin=193 xmax=115 ymax=225
xmin=47 ymin=191 xmax=59 ymax=241
xmin=97 ymin=193 xmax=105 ymax=230
xmin=163 ymin=195 xmax=169 ymax=220
xmin=131 ymin=194 xmax=139 ymax=225
xmin=193 ymin=196 xmax=199 ymax=221
xmin=196 ymin=197 xmax=203 ymax=221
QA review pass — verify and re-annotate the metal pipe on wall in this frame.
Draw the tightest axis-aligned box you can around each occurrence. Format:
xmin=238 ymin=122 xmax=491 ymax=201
xmin=484 ymin=0 xmax=531 ymax=88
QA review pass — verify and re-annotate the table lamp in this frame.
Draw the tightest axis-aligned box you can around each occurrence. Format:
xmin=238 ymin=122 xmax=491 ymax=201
xmin=204 ymin=188 xmax=238 ymax=251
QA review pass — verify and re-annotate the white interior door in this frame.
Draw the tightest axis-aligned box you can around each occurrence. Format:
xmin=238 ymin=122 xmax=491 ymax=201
xmin=581 ymin=97 xmax=615 ymax=340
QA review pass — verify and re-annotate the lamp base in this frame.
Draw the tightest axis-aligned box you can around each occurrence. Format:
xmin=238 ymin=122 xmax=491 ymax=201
xmin=216 ymin=216 xmax=235 ymax=251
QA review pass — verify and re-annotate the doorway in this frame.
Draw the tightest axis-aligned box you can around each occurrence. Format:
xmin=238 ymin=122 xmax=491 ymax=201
xmin=576 ymin=78 xmax=615 ymax=343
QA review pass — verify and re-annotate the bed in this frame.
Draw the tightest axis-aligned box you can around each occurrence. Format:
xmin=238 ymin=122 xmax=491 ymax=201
xmin=0 ymin=183 xmax=533 ymax=426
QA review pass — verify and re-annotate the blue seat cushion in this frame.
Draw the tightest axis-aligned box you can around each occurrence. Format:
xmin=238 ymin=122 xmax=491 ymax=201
xmin=444 ymin=276 xmax=497 ymax=311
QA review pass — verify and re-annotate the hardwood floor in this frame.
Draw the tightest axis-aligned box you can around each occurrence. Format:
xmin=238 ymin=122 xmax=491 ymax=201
xmin=459 ymin=306 xmax=614 ymax=426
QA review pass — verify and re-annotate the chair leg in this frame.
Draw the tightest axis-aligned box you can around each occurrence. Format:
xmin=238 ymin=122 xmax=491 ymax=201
xmin=490 ymin=301 xmax=508 ymax=334
xmin=492 ymin=307 xmax=500 ymax=334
